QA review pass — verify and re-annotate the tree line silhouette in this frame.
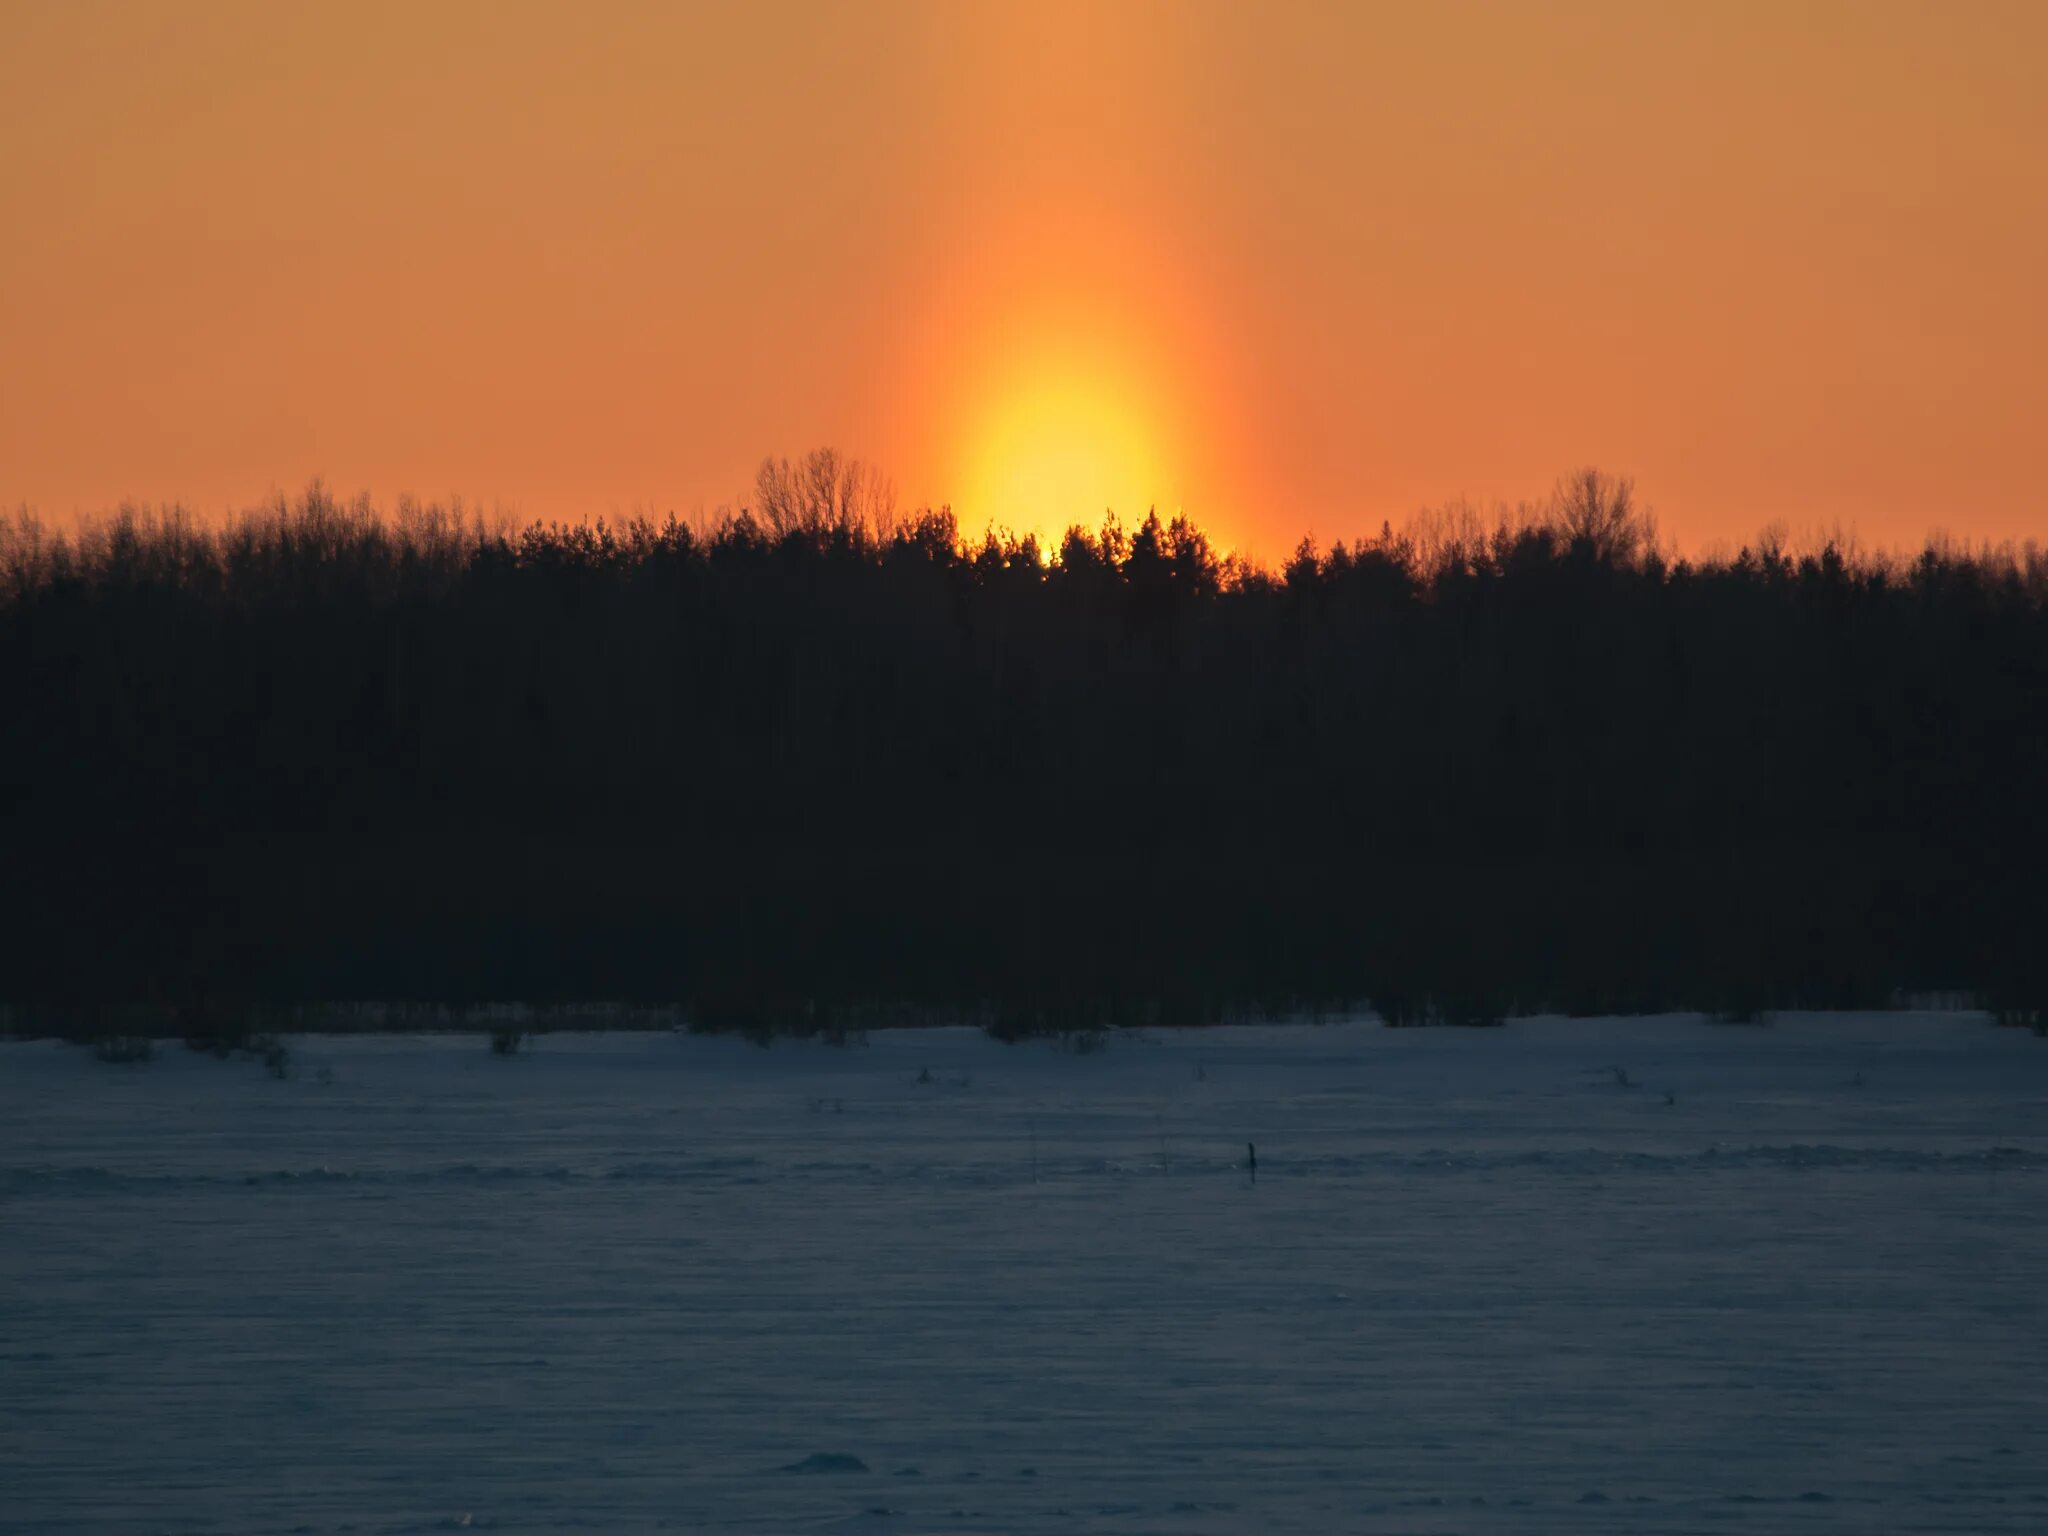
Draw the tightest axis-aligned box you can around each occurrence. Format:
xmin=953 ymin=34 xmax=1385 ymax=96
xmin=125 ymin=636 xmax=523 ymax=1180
xmin=5 ymin=454 xmax=2046 ymax=1034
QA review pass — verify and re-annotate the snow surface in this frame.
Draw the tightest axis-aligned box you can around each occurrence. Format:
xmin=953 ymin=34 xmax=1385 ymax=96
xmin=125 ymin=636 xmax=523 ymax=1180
xmin=3 ymin=1014 xmax=2046 ymax=1535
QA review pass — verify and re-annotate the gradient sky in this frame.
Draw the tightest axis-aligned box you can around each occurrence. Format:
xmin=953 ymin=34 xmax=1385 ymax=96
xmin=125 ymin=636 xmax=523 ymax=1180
xmin=3 ymin=0 xmax=2043 ymax=556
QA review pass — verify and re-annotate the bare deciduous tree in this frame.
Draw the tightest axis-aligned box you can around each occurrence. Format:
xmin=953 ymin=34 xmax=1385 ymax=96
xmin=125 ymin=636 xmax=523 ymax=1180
xmin=754 ymin=449 xmax=897 ymax=544
xmin=1550 ymin=468 xmax=1655 ymax=567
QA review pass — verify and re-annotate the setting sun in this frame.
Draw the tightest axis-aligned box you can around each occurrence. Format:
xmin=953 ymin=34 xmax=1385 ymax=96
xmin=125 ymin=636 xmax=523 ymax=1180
xmin=957 ymin=364 xmax=1177 ymax=547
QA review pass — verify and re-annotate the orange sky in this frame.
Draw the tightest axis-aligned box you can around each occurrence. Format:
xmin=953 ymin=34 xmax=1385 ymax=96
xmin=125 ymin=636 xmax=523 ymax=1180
xmin=2 ymin=0 xmax=2043 ymax=557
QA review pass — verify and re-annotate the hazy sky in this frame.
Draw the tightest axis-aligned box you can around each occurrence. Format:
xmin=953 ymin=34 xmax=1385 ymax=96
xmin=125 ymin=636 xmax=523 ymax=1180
xmin=3 ymin=0 xmax=2043 ymax=555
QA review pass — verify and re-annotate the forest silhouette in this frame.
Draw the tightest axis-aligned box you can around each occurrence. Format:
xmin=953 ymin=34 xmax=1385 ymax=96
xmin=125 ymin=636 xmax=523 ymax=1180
xmin=5 ymin=454 xmax=2046 ymax=1036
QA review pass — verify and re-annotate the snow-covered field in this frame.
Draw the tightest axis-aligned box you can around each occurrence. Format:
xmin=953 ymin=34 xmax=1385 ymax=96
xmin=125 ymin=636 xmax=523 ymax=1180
xmin=4 ymin=1015 xmax=2046 ymax=1535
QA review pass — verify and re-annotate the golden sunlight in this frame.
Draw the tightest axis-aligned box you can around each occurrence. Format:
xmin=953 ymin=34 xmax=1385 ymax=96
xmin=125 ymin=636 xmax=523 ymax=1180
xmin=952 ymin=354 xmax=1180 ymax=548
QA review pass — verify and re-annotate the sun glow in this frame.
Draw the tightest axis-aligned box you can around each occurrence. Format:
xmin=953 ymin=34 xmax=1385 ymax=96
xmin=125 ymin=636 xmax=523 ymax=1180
xmin=953 ymin=354 xmax=1180 ymax=550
